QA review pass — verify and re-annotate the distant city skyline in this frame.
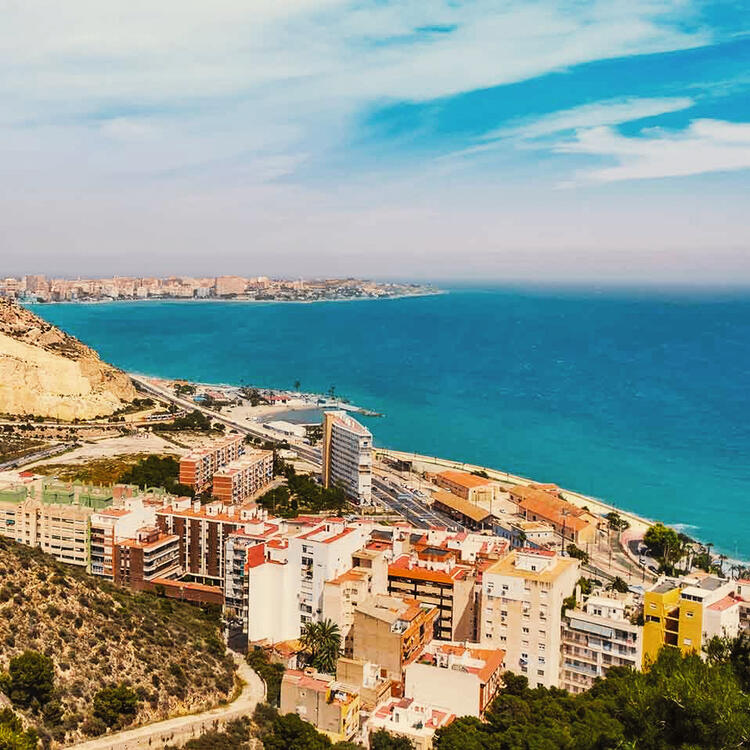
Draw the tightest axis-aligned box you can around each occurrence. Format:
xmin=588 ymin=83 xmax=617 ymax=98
xmin=2 ymin=1 xmax=749 ymax=283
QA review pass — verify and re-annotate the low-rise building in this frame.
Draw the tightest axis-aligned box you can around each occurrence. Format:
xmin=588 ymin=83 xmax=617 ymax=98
xmin=511 ymin=485 xmax=597 ymax=551
xmin=429 ymin=490 xmax=494 ymax=530
xmin=429 ymin=470 xmax=496 ymax=505
xmin=365 ymin=697 xmax=454 ymax=750
xmin=404 ymin=642 xmax=505 ymax=717
xmin=561 ymin=593 xmax=642 ymax=693
xmin=335 ymin=658 xmax=392 ymax=711
xmin=281 ymin=669 xmax=361 ymax=743
xmin=642 ymin=574 xmax=741 ymax=667
xmin=480 ymin=548 xmax=579 ymax=688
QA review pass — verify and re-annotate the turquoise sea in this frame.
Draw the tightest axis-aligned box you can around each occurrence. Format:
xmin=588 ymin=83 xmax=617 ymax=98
xmin=30 ymin=288 xmax=750 ymax=559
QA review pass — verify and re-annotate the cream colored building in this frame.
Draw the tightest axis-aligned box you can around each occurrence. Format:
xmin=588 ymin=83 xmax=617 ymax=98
xmin=480 ymin=548 xmax=579 ymax=688
xmin=561 ymin=593 xmax=642 ymax=693
xmin=404 ymin=642 xmax=505 ymax=717
xmin=0 ymin=478 xmax=113 ymax=567
xmin=322 ymin=546 xmax=388 ymax=654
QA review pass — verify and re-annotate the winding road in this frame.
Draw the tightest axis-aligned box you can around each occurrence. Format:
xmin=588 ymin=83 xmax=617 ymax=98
xmin=65 ymin=655 xmax=265 ymax=750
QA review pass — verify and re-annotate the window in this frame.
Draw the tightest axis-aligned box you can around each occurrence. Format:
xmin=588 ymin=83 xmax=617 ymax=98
xmin=685 ymin=611 xmax=694 ymax=618
xmin=683 ymin=638 xmax=692 ymax=646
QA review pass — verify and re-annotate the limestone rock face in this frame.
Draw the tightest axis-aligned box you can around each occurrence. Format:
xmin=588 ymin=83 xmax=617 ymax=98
xmin=0 ymin=301 xmax=136 ymax=421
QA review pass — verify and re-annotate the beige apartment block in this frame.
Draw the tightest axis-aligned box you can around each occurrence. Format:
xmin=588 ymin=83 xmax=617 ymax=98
xmin=322 ymin=547 xmax=388 ymax=654
xmin=352 ymin=594 xmax=438 ymax=684
xmin=561 ymin=593 xmax=642 ymax=693
xmin=480 ymin=548 xmax=579 ymax=688
xmin=335 ymin=658 xmax=392 ymax=711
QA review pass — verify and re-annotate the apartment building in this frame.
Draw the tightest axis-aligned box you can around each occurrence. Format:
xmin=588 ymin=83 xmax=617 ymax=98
xmin=560 ymin=593 xmax=642 ymax=693
xmin=322 ymin=547 xmax=389 ymax=654
xmin=178 ymin=435 xmax=245 ymax=493
xmin=404 ymin=642 xmax=505 ymax=717
xmin=430 ymin=470 xmax=496 ymax=504
xmin=281 ymin=670 xmax=361 ymax=743
xmin=387 ymin=551 xmax=478 ymax=641
xmin=288 ymin=519 xmax=370 ymax=628
xmin=351 ymin=594 xmax=438 ymax=684
xmin=242 ymin=538 xmax=300 ymax=644
xmin=480 ymin=548 xmax=579 ymax=688
xmin=156 ymin=498 xmax=271 ymax=587
xmin=113 ymin=526 xmax=181 ymax=589
xmin=642 ymin=574 xmax=741 ymax=667
xmin=0 ymin=496 xmax=92 ymax=567
xmin=365 ymin=698 xmax=454 ymax=750
xmin=321 ymin=411 xmax=372 ymax=504
xmin=89 ymin=498 xmax=159 ymax=579
xmin=211 ymin=450 xmax=273 ymax=504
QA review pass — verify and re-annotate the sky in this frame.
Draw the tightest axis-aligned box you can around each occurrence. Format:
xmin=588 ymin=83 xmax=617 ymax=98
xmin=2 ymin=0 xmax=749 ymax=282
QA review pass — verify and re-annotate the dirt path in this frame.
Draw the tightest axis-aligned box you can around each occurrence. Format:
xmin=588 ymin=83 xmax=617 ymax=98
xmin=65 ymin=655 xmax=264 ymax=750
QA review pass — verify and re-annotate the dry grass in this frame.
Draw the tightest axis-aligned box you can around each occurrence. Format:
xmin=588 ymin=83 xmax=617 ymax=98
xmin=0 ymin=538 xmax=235 ymax=748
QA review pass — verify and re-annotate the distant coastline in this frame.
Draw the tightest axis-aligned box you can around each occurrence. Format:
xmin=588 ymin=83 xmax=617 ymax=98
xmin=30 ymin=288 xmax=446 ymax=306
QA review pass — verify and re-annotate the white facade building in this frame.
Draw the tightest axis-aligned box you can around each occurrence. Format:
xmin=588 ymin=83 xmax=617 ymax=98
xmin=322 ymin=411 xmax=372 ymax=504
xmin=288 ymin=519 xmax=370 ymax=629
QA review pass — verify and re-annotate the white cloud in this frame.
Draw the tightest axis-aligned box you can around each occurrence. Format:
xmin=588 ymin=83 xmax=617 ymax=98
xmin=438 ymin=96 xmax=696 ymax=162
xmin=489 ymin=97 xmax=695 ymax=140
xmin=557 ymin=119 xmax=750 ymax=182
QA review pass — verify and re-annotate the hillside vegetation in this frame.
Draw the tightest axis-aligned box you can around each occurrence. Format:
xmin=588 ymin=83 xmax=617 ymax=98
xmin=0 ymin=538 xmax=235 ymax=748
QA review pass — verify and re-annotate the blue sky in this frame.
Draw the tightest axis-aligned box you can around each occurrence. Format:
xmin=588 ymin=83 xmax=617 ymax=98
xmin=1 ymin=0 xmax=749 ymax=282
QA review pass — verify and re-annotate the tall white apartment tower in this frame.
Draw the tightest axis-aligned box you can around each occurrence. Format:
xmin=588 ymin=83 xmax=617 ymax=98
xmin=322 ymin=410 xmax=373 ymax=504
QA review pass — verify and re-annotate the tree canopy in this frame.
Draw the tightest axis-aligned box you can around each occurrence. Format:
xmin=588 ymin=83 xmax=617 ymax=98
xmin=0 ymin=651 xmax=55 ymax=709
xmin=92 ymin=684 xmax=139 ymax=728
xmin=434 ymin=646 xmax=750 ymax=750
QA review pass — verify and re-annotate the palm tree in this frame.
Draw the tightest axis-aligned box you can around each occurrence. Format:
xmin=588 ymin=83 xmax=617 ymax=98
xmin=719 ymin=554 xmax=728 ymax=577
xmin=301 ymin=619 xmax=341 ymax=674
xmin=294 ymin=380 xmax=301 ymax=391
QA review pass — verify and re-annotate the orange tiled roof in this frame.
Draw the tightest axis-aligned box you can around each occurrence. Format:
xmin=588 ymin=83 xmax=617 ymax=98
xmin=437 ymin=470 xmax=493 ymax=489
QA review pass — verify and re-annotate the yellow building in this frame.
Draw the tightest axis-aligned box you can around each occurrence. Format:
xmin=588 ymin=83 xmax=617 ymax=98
xmin=642 ymin=575 xmax=737 ymax=668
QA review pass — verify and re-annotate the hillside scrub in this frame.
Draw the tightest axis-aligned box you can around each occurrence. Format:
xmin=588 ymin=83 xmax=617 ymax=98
xmin=0 ymin=538 xmax=235 ymax=748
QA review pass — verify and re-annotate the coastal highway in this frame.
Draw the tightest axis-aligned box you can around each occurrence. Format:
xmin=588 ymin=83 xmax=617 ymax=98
xmin=132 ymin=375 xmax=463 ymax=530
xmin=372 ymin=475 xmax=464 ymax=531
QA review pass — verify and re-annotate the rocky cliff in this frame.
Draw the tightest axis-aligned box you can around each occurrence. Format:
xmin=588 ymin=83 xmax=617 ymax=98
xmin=0 ymin=301 xmax=137 ymax=421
